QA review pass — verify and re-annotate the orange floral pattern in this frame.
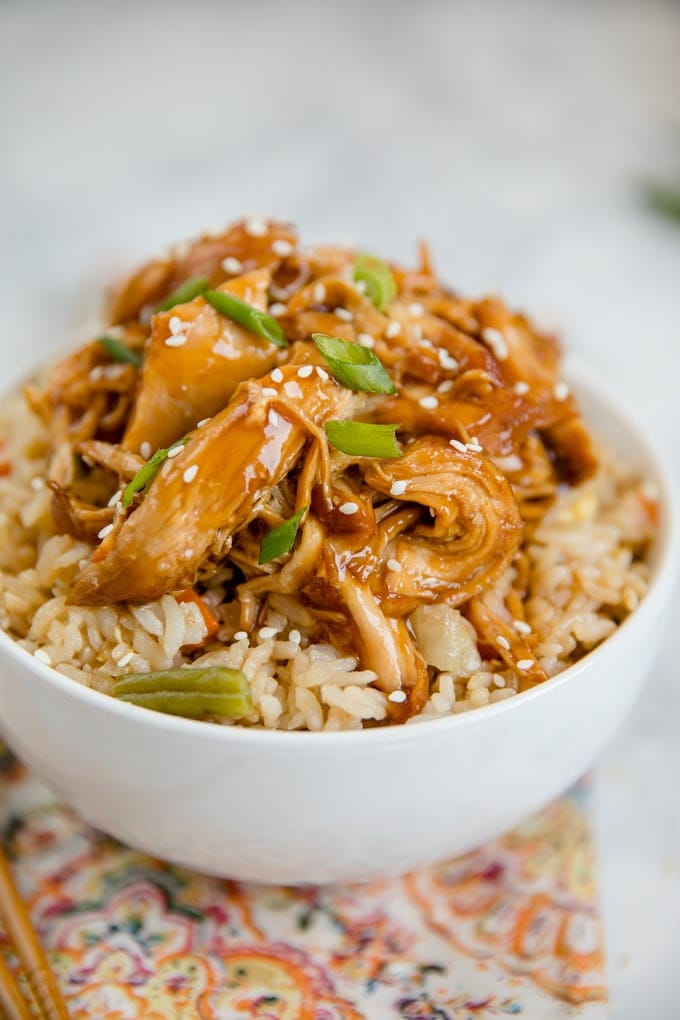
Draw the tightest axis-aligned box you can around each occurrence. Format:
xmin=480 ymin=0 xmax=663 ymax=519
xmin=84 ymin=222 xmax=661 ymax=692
xmin=0 ymin=750 xmax=607 ymax=1018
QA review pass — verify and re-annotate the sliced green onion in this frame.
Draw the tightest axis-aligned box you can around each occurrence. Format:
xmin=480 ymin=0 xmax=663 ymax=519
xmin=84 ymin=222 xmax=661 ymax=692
xmin=325 ymin=420 xmax=402 ymax=458
xmin=312 ymin=333 xmax=396 ymax=394
xmin=204 ymin=289 xmax=288 ymax=348
xmin=154 ymin=275 xmax=210 ymax=313
xmin=121 ymin=438 xmax=189 ymax=508
xmin=96 ymin=335 xmax=143 ymax=367
xmin=112 ymin=666 xmax=252 ymax=719
xmin=259 ymin=506 xmax=308 ymax=565
xmin=353 ymin=254 xmax=397 ymax=312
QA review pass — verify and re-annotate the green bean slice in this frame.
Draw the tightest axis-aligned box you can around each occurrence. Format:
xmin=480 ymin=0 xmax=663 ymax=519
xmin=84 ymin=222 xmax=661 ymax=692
xmin=112 ymin=667 xmax=252 ymax=719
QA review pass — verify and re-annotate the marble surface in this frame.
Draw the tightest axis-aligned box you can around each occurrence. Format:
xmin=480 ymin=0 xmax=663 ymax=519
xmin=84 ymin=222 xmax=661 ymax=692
xmin=1 ymin=0 xmax=679 ymax=1014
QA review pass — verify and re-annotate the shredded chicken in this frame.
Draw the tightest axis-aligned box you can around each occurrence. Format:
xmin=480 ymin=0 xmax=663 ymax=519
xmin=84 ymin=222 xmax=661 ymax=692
xmin=68 ymin=366 xmax=354 ymax=604
xmin=123 ymin=270 xmax=282 ymax=453
xmin=362 ymin=438 xmax=523 ymax=614
xmin=29 ymin=217 xmax=602 ymax=717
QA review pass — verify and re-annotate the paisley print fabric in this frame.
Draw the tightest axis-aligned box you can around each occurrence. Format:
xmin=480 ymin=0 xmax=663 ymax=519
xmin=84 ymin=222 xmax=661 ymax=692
xmin=0 ymin=750 xmax=607 ymax=1018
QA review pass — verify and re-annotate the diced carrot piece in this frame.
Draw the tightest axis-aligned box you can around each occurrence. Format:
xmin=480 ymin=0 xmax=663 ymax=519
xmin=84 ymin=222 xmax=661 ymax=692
xmin=175 ymin=587 xmax=220 ymax=648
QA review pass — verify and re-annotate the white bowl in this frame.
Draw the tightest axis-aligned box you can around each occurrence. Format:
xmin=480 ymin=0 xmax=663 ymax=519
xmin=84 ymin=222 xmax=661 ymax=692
xmin=0 ymin=360 xmax=677 ymax=883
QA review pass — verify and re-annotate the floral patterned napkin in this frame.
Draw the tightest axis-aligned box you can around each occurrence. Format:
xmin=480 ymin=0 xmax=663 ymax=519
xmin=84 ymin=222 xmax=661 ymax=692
xmin=0 ymin=748 xmax=607 ymax=1018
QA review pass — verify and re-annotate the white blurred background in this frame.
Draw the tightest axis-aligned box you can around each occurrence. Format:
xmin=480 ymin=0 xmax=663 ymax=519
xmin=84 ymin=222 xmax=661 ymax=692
xmin=1 ymin=1 xmax=679 ymax=1015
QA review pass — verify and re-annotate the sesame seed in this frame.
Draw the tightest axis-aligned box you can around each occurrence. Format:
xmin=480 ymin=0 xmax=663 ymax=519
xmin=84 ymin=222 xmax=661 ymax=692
xmin=388 ymin=690 xmax=407 ymax=703
xmin=482 ymin=327 xmax=509 ymax=360
xmin=477 ymin=412 xmax=492 ymax=424
xmin=355 ymin=279 xmax=367 ymax=295
xmin=466 ymin=440 xmax=483 ymax=453
xmin=269 ymin=410 xmax=280 ymax=427
xmin=167 ymin=444 xmax=184 ymax=458
xmin=117 ymin=651 xmax=134 ymax=668
xmin=221 ymin=256 xmax=243 ymax=274
xmin=420 ymin=576 xmax=441 ymax=588
xmin=419 ymin=396 xmax=439 ymax=409
xmin=272 ymin=239 xmax=293 ymax=256
xmin=233 ymin=630 xmax=248 ymax=641
xmin=385 ymin=321 xmax=401 ymax=339
xmin=411 ymin=324 xmax=423 ymax=341
xmin=165 ymin=334 xmax=187 ymax=348
xmin=493 ymin=675 xmax=506 ymax=688
xmin=98 ymin=523 xmax=114 ymax=540
xmin=269 ymin=302 xmax=286 ymax=316
xmin=284 ymin=381 xmax=300 ymax=398
xmin=334 ymin=307 xmax=353 ymax=321
xmin=258 ymin=626 xmax=279 ymax=640
xmin=197 ymin=417 xmax=211 ymax=427
xmin=33 ymin=649 xmax=51 ymax=665
xmin=390 ymin=480 xmax=408 ymax=496
xmin=297 ymin=364 xmax=313 ymax=378
xmin=262 ymin=387 xmax=278 ymax=398
xmin=357 ymin=333 xmax=375 ymax=348
xmin=339 ymin=501 xmax=359 ymax=515
xmin=438 ymin=350 xmax=459 ymax=371
xmin=517 ymin=659 xmax=534 ymax=671
xmin=408 ymin=302 xmax=425 ymax=316
xmin=316 ymin=366 xmax=329 ymax=381
xmin=313 ymin=283 xmax=326 ymax=303
xmin=140 ymin=441 xmax=152 ymax=460
xmin=437 ymin=380 xmax=454 ymax=394
xmin=270 ymin=368 xmax=284 ymax=383
xmin=387 ymin=558 xmax=402 ymax=572
xmin=553 ymin=381 xmax=570 ymax=401
xmin=514 ymin=381 xmax=530 ymax=395
xmin=183 ymin=465 xmax=198 ymax=484
xmin=107 ymin=489 xmax=123 ymax=507
xmin=513 ymin=619 xmax=532 ymax=634
xmin=288 ymin=629 xmax=302 ymax=644
xmin=245 ymin=216 xmax=268 ymax=237
xmin=30 ymin=477 xmax=44 ymax=491
xmin=168 ymin=315 xmax=184 ymax=335
xmin=450 ymin=439 xmax=467 ymax=453
xmin=418 ymin=337 xmax=434 ymax=349
xmin=497 ymin=635 xmax=511 ymax=650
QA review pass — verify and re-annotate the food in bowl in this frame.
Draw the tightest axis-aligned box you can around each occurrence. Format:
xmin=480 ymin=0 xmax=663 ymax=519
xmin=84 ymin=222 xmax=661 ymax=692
xmin=0 ymin=218 xmax=656 ymax=731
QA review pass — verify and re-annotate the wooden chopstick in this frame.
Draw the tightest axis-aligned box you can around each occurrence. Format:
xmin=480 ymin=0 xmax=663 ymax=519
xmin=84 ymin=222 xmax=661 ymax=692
xmin=0 ymin=952 xmax=36 ymax=1020
xmin=0 ymin=847 xmax=70 ymax=1019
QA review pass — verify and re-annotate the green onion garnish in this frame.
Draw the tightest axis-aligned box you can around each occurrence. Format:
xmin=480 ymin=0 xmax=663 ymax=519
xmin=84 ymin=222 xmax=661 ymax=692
xmin=325 ymin=421 xmax=402 ymax=458
xmin=97 ymin=335 xmax=143 ymax=367
xmin=154 ymin=275 xmax=210 ymax=313
xmin=353 ymin=254 xmax=397 ymax=312
xmin=111 ymin=667 xmax=252 ymax=719
xmin=259 ymin=506 xmax=308 ymax=565
xmin=121 ymin=438 xmax=189 ymax=508
xmin=312 ymin=333 xmax=397 ymax=394
xmin=204 ymin=289 xmax=288 ymax=348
